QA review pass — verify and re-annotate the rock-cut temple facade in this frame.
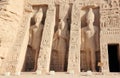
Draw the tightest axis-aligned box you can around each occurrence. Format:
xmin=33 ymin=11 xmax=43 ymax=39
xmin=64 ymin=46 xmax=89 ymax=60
xmin=0 ymin=0 xmax=120 ymax=74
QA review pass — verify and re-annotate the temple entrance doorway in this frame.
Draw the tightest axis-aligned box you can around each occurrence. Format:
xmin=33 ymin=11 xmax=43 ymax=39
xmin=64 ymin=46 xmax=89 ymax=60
xmin=108 ymin=44 xmax=120 ymax=72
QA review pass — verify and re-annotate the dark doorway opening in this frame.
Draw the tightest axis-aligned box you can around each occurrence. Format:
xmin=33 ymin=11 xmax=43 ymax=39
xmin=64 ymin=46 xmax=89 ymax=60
xmin=108 ymin=44 xmax=120 ymax=72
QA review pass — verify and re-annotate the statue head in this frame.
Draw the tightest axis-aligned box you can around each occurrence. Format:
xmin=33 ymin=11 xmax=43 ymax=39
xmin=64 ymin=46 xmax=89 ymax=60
xmin=37 ymin=8 xmax=43 ymax=18
xmin=38 ymin=8 xmax=42 ymax=12
xmin=34 ymin=8 xmax=43 ymax=26
xmin=58 ymin=19 xmax=65 ymax=30
xmin=86 ymin=8 xmax=95 ymax=24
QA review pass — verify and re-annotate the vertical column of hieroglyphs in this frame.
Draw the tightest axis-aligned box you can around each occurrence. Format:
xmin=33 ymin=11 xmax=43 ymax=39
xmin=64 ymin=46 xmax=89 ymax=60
xmin=67 ymin=1 xmax=81 ymax=73
xmin=100 ymin=0 xmax=120 ymax=72
xmin=100 ymin=1 xmax=110 ymax=73
xmin=37 ymin=4 xmax=56 ymax=73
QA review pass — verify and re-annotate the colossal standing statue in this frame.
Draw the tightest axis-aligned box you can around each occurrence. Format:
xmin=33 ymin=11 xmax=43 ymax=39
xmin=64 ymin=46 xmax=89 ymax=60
xmin=52 ymin=19 xmax=69 ymax=71
xmin=81 ymin=8 xmax=99 ymax=71
xmin=29 ymin=8 xmax=44 ymax=71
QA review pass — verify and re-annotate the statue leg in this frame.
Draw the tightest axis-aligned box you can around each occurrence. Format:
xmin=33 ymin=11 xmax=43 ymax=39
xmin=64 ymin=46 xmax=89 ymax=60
xmin=90 ymin=49 xmax=96 ymax=72
xmin=86 ymin=50 xmax=91 ymax=70
xmin=59 ymin=52 xmax=65 ymax=71
xmin=55 ymin=51 xmax=60 ymax=71
xmin=50 ymin=50 xmax=58 ymax=71
xmin=33 ymin=49 xmax=39 ymax=71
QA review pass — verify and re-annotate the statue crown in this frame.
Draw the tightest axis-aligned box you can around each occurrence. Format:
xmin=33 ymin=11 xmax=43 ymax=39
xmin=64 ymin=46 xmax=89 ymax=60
xmin=86 ymin=8 xmax=94 ymax=21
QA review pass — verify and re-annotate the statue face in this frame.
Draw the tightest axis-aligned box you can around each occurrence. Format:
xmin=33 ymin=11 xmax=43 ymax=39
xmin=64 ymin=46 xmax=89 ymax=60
xmin=59 ymin=20 xmax=65 ymax=29
xmin=86 ymin=8 xmax=94 ymax=25
xmin=87 ymin=18 xmax=94 ymax=24
xmin=38 ymin=8 xmax=42 ymax=12
xmin=34 ymin=8 xmax=43 ymax=24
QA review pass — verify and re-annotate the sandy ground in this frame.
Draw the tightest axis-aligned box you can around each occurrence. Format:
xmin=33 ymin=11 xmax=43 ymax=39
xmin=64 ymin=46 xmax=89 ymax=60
xmin=0 ymin=72 xmax=120 ymax=78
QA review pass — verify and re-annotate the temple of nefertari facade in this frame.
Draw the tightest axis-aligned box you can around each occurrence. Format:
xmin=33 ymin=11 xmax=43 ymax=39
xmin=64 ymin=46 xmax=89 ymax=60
xmin=0 ymin=0 xmax=120 ymax=74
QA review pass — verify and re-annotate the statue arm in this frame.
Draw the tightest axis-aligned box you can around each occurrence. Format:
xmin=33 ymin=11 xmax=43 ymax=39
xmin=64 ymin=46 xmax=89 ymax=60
xmin=81 ymin=28 xmax=85 ymax=51
xmin=59 ymin=30 xmax=69 ymax=42
xmin=28 ymin=27 xmax=33 ymax=46
xmin=53 ymin=30 xmax=59 ymax=42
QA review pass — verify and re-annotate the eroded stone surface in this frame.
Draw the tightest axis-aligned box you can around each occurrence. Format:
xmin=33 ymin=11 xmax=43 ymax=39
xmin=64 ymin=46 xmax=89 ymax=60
xmin=0 ymin=0 xmax=120 ymax=74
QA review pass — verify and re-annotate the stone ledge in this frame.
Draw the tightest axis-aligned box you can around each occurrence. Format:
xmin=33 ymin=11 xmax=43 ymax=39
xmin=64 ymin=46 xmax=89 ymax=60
xmin=0 ymin=72 xmax=119 ymax=78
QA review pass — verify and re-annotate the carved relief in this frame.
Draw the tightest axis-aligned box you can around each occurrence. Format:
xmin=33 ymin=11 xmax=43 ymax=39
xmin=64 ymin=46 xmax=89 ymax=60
xmin=36 ymin=5 xmax=56 ymax=73
xmin=67 ymin=2 xmax=81 ymax=72
xmin=22 ymin=0 xmax=120 ymax=73
xmin=1 ymin=0 xmax=120 ymax=74
xmin=99 ymin=0 xmax=120 ymax=72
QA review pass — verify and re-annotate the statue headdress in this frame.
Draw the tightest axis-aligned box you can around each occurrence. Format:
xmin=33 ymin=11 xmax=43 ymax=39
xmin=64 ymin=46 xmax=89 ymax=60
xmin=86 ymin=8 xmax=94 ymax=21
xmin=34 ymin=8 xmax=43 ymax=23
